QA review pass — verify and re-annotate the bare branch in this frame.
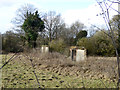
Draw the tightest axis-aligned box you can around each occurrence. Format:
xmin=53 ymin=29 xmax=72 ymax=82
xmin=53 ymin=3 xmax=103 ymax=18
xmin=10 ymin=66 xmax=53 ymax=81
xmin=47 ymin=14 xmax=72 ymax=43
xmin=22 ymin=54 xmax=42 ymax=89
xmin=107 ymin=0 xmax=120 ymax=4
xmin=0 ymin=53 xmax=18 ymax=70
xmin=96 ymin=0 xmax=120 ymax=88
xmin=90 ymin=24 xmax=112 ymax=38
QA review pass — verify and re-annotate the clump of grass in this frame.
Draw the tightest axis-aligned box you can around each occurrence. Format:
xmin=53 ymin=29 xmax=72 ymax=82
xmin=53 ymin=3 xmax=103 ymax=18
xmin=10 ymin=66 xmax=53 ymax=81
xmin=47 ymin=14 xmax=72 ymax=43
xmin=1 ymin=51 xmax=118 ymax=88
xmin=22 ymin=49 xmax=118 ymax=81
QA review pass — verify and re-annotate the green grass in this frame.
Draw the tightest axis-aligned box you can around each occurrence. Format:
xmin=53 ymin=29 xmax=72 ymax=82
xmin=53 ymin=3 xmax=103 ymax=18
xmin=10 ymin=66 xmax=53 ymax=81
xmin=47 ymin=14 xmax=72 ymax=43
xmin=1 ymin=54 xmax=117 ymax=88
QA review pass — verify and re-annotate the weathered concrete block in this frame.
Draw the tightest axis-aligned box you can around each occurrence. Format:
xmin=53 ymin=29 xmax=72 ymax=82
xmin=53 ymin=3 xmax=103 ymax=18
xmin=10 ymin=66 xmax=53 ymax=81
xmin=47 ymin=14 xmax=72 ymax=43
xmin=41 ymin=45 xmax=49 ymax=53
xmin=70 ymin=46 xmax=86 ymax=62
xmin=76 ymin=49 xmax=86 ymax=62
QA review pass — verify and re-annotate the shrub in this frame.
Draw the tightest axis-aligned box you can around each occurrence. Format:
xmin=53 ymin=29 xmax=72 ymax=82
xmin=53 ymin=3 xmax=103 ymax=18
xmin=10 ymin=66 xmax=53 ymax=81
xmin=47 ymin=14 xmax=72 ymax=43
xmin=77 ymin=31 xmax=116 ymax=56
xmin=2 ymin=31 xmax=23 ymax=53
xmin=49 ymin=38 xmax=66 ymax=54
xmin=77 ymin=37 xmax=93 ymax=55
xmin=92 ymin=31 xmax=115 ymax=56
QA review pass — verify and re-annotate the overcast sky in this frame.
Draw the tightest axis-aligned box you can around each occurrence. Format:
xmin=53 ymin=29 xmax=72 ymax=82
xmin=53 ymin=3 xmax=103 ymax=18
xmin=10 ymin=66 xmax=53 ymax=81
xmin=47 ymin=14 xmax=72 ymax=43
xmin=0 ymin=0 xmax=118 ymax=34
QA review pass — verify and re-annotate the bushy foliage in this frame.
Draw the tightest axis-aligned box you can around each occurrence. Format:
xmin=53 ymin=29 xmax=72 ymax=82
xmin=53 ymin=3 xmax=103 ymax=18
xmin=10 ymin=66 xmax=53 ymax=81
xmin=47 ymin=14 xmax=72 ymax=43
xmin=75 ymin=30 xmax=87 ymax=43
xmin=93 ymin=31 xmax=115 ymax=56
xmin=2 ymin=31 xmax=23 ymax=53
xmin=49 ymin=38 xmax=66 ymax=53
xmin=77 ymin=37 xmax=93 ymax=55
xmin=110 ymin=15 xmax=120 ymax=54
xmin=77 ymin=31 xmax=115 ymax=56
xmin=74 ymin=30 xmax=87 ymax=45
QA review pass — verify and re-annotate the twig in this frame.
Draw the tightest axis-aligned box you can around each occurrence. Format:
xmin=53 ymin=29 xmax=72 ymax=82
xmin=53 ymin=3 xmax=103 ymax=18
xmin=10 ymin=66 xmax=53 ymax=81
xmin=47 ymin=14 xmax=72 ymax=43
xmin=96 ymin=0 xmax=120 ymax=89
xmin=0 ymin=53 xmax=18 ymax=70
xmin=99 ymin=78 xmax=108 ymax=88
xmin=107 ymin=0 xmax=120 ymax=4
xmin=90 ymin=24 xmax=112 ymax=38
xmin=22 ymin=54 xmax=42 ymax=89
xmin=29 ymin=58 xmax=41 ymax=88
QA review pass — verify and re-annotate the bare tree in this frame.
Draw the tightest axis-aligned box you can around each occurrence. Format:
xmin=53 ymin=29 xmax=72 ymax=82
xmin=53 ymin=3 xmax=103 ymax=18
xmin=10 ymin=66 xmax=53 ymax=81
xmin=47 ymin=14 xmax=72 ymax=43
xmin=70 ymin=21 xmax=85 ymax=38
xmin=43 ymin=11 xmax=65 ymax=41
xmin=96 ymin=0 xmax=120 ymax=88
xmin=12 ymin=4 xmax=37 ymax=34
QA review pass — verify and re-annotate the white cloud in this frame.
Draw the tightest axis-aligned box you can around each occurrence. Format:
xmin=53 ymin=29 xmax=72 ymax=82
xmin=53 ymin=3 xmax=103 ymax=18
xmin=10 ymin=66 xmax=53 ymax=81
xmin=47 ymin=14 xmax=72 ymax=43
xmin=62 ymin=3 xmax=102 ymax=26
xmin=0 ymin=0 xmax=118 ymax=33
xmin=62 ymin=2 xmax=118 ymax=28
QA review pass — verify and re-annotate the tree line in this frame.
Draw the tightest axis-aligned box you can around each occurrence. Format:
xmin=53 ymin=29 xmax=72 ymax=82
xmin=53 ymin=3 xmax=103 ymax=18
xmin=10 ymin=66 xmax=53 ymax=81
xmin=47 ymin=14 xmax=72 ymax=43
xmin=1 ymin=4 xmax=120 ymax=56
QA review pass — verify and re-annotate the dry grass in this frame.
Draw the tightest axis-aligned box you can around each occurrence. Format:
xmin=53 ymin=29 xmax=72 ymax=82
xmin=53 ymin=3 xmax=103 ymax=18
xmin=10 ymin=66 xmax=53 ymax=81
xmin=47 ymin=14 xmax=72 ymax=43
xmin=22 ymin=49 xmax=118 ymax=80
xmin=1 ymin=49 xmax=119 ymax=88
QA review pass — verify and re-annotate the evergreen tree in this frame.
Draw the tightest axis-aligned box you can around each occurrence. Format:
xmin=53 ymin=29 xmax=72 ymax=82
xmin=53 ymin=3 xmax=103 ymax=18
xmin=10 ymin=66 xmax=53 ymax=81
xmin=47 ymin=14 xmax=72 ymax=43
xmin=74 ymin=30 xmax=87 ymax=44
xmin=22 ymin=11 xmax=45 ymax=48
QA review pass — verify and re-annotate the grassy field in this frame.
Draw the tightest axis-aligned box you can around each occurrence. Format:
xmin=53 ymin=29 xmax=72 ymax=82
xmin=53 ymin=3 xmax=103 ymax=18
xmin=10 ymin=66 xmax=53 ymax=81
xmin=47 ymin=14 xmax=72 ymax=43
xmin=1 ymin=52 xmax=119 ymax=88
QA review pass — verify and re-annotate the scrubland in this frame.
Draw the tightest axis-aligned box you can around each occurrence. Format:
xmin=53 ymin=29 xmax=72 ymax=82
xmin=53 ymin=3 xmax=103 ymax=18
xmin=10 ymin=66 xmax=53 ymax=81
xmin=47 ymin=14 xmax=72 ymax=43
xmin=1 ymin=51 xmax=118 ymax=88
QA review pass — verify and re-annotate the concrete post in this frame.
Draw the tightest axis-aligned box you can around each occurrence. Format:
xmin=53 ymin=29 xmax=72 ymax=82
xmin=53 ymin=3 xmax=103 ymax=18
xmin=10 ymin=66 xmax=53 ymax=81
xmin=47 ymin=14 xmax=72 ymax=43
xmin=70 ymin=46 xmax=86 ymax=62
xmin=41 ymin=45 xmax=49 ymax=53
xmin=76 ymin=49 xmax=86 ymax=62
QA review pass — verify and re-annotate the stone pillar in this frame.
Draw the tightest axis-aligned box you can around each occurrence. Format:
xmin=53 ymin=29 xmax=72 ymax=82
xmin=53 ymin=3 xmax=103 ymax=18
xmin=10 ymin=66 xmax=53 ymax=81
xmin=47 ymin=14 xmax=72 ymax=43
xmin=76 ymin=49 xmax=86 ymax=62
xmin=41 ymin=45 xmax=49 ymax=53
xmin=70 ymin=46 xmax=87 ymax=62
xmin=45 ymin=47 xmax=49 ymax=53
